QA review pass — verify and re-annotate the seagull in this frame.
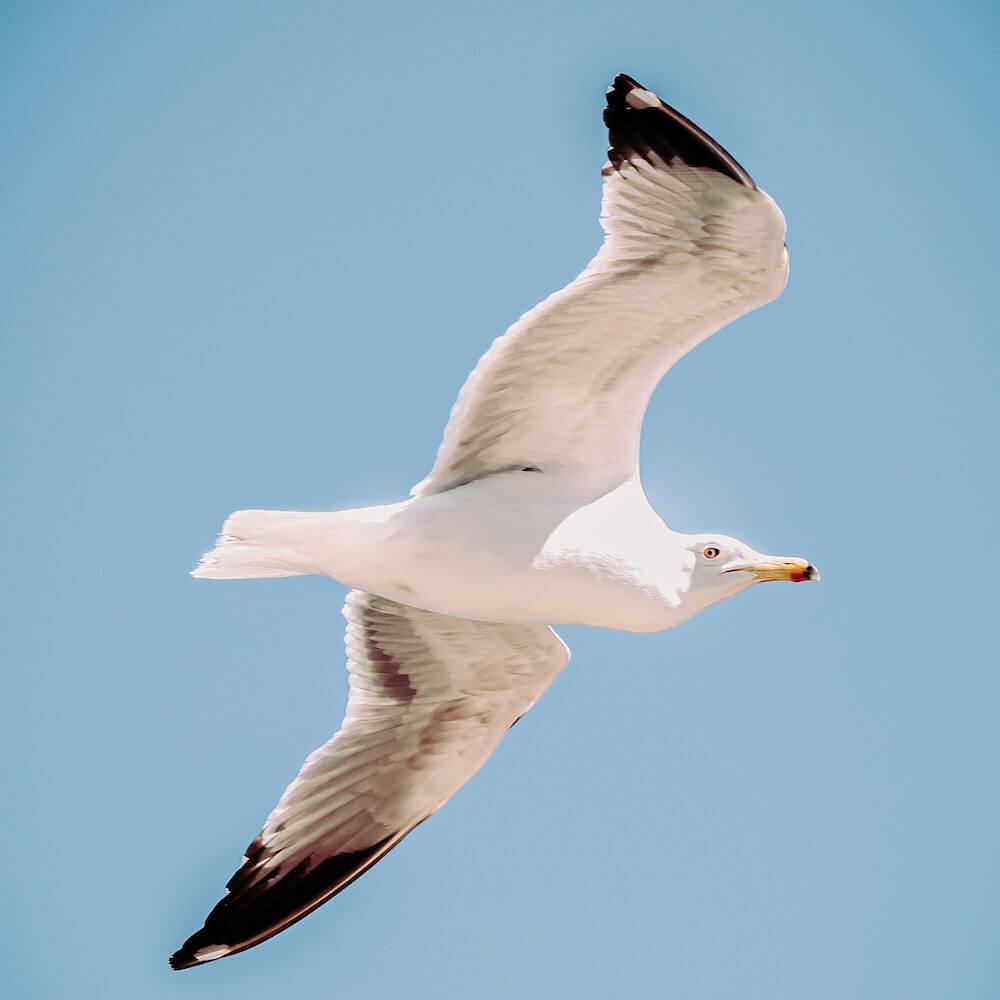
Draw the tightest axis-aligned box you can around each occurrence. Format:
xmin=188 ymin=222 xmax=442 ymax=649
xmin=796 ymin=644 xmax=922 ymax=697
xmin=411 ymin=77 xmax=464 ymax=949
xmin=170 ymin=73 xmax=818 ymax=970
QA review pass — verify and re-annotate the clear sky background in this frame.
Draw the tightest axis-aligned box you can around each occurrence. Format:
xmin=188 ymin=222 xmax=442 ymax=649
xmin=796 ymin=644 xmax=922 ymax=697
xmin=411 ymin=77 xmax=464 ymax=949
xmin=3 ymin=2 xmax=997 ymax=998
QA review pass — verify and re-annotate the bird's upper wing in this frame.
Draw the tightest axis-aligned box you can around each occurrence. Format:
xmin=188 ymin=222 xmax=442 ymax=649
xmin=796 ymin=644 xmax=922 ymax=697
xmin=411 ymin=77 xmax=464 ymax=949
xmin=411 ymin=74 xmax=788 ymax=498
xmin=170 ymin=590 xmax=569 ymax=969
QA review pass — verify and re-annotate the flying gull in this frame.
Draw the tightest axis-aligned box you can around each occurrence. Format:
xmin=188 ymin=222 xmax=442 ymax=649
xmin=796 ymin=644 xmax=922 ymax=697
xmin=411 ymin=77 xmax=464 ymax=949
xmin=170 ymin=73 xmax=818 ymax=970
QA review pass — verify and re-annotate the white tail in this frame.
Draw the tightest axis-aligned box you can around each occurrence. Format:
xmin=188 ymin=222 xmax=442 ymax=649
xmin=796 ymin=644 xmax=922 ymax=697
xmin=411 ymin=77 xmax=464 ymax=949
xmin=192 ymin=510 xmax=336 ymax=580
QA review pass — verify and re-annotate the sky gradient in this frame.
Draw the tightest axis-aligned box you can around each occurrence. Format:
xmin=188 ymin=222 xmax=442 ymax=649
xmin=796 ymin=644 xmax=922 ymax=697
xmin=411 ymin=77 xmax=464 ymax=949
xmin=3 ymin=2 xmax=998 ymax=997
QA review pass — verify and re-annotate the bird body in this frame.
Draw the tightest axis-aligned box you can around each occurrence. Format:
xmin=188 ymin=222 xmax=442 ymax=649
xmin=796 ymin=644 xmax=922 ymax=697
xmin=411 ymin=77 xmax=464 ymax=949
xmin=197 ymin=474 xmax=701 ymax=632
xmin=171 ymin=74 xmax=818 ymax=971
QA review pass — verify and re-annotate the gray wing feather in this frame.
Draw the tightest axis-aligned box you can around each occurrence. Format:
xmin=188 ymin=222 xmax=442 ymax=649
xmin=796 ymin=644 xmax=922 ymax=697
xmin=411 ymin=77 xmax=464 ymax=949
xmin=170 ymin=591 xmax=568 ymax=969
xmin=412 ymin=75 xmax=787 ymax=498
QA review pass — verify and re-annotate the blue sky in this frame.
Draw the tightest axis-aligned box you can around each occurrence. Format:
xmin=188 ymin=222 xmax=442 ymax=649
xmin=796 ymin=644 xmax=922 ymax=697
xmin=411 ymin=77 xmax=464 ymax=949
xmin=3 ymin=1 xmax=998 ymax=997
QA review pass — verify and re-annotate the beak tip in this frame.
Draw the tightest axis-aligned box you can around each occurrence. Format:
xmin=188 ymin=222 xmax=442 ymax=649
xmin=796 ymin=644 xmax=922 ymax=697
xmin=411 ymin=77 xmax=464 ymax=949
xmin=804 ymin=564 xmax=820 ymax=582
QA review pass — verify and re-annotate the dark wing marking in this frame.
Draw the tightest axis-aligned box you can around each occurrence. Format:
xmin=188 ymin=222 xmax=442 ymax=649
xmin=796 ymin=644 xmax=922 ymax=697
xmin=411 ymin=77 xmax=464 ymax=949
xmin=169 ymin=826 xmax=420 ymax=970
xmin=603 ymin=73 xmax=756 ymax=188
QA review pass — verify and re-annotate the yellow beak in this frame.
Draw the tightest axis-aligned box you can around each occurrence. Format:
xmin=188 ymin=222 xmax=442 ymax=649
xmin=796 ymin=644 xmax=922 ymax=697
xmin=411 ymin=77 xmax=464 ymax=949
xmin=724 ymin=555 xmax=820 ymax=583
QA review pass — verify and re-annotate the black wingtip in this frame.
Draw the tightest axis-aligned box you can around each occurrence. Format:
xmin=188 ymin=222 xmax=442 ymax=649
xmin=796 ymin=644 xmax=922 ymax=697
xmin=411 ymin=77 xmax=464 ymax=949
xmin=168 ymin=941 xmax=220 ymax=972
xmin=168 ymin=828 xmax=423 ymax=970
xmin=608 ymin=72 xmax=642 ymax=93
xmin=603 ymin=73 xmax=756 ymax=189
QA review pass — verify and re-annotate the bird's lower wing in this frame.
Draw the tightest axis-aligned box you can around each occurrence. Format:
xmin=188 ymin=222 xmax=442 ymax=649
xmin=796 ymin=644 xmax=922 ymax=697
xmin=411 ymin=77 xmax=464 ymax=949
xmin=411 ymin=74 xmax=788 ymax=498
xmin=170 ymin=590 xmax=569 ymax=969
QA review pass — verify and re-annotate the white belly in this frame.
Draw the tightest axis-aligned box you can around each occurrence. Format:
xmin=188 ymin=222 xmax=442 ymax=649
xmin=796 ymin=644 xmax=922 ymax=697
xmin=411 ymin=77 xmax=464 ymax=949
xmin=316 ymin=474 xmax=689 ymax=633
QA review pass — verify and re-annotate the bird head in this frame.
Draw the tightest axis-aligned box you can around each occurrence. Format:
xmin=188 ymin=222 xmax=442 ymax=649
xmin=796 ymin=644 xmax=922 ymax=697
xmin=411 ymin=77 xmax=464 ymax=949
xmin=683 ymin=533 xmax=819 ymax=608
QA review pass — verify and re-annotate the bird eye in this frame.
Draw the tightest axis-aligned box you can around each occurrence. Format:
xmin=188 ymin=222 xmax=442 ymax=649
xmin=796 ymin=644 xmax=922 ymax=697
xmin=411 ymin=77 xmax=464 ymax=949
xmin=702 ymin=546 xmax=721 ymax=559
